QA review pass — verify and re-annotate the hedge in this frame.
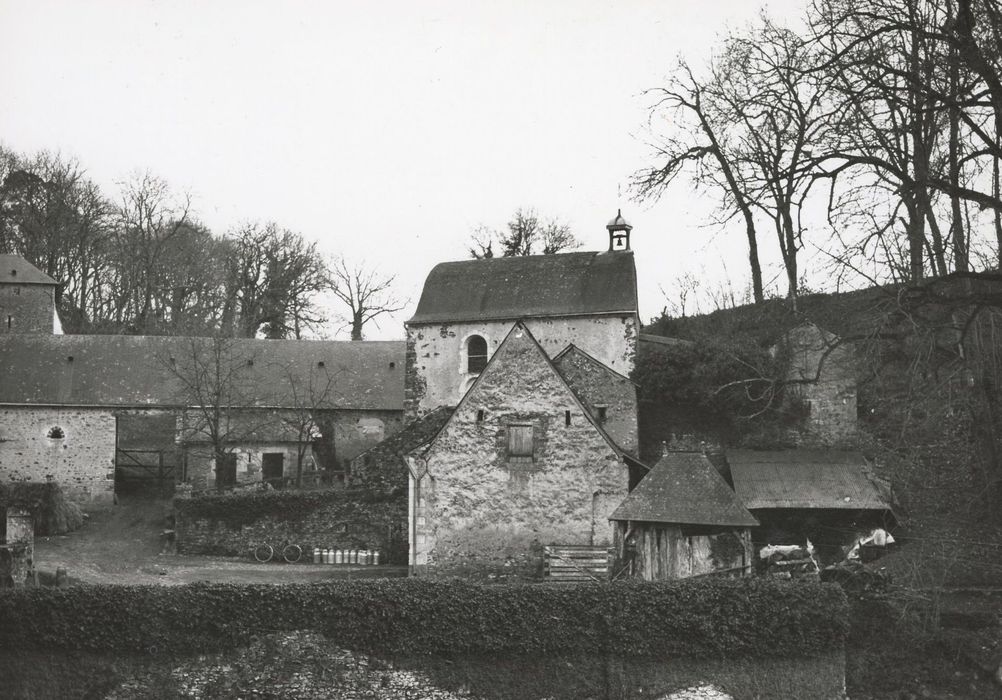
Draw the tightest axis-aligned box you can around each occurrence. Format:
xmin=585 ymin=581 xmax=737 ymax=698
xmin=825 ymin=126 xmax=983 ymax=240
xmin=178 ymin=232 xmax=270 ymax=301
xmin=0 ymin=578 xmax=847 ymax=659
xmin=174 ymin=486 xmax=404 ymax=528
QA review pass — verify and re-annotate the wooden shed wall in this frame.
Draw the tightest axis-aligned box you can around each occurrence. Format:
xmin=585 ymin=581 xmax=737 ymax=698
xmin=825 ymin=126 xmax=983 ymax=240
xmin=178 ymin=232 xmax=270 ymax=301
xmin=614 ymin=522 xmax=752 ymax=580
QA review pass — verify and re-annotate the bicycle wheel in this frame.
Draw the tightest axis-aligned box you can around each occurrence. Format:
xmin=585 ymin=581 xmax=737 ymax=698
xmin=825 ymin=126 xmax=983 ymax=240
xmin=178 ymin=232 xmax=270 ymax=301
xmin=282 ymin=544 xmax=303 ymax=563
xmin=253 ymin=544 xmax=274 ymax=563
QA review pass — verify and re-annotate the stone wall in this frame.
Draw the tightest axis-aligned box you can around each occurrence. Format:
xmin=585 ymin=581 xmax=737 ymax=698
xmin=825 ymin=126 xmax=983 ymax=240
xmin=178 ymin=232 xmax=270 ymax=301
xmin=553 ymin=346 xmax=639 ymax=454
xmin=175 ymin=490 xmax=407 ymax=563
xmin=0 ymin=284 xmax=55 ymax=335
xmin=785 ymin=323 xmax=858 ymax=446
xmin=328 ymin=409 xmax=405 ymax=469
xmin=0 ymin=406 xmax=115 ymax=506
xmin=415 ymin=326 xmax=629 ymax=578
xmin=405 ymin=314 xmax=638 ymax=418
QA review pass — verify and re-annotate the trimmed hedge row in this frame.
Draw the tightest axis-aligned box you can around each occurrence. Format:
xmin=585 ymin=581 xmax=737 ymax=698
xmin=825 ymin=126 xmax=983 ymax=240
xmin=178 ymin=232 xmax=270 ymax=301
xmin=174 ymin=486 xmax=404 ymax=528
xmin=0 ymin=578 xmax=847 ymax=659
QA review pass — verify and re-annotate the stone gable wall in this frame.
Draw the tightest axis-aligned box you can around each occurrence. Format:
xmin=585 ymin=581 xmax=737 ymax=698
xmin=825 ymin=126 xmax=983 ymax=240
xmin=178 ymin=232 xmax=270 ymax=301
xmin=0 ymin=406 xmax=115 ymax=506
xmin=553 ymin=348 xmax=639 ymax=454
xmin=0 ymin=284 xmax=54 ymax=335
xmin=405 ymin=313 xmax=638 ymax=419
xmin=416 ymin=329 xmax=629 ymax=578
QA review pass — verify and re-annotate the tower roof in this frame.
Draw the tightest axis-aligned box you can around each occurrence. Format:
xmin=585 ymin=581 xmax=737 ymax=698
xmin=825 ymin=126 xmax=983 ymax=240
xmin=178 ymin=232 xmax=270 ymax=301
xmin=408 ymin=251 xmax=637 ymax=324
xmin=0 ymin=255 xmax=57 ymax=285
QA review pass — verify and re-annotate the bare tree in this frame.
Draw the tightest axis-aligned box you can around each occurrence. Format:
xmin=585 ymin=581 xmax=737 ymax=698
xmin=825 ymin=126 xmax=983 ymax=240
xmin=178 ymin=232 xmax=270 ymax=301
xmin=111 ymin=172 xmax=193 ymax=331
xmin=634 ymin=60 xmax=765 ymax=303
xmin=274 ymin=361 xmax=340 ymax=487
xmin=329 ymin=257 xmax=405 ymax=340
xmin=162 ymin=337 xmax=261 ymax=490
xmin=220 ymin=222 xmax=330 ymax=339
xmin=468 ymin=208 xmax=580 ymax=259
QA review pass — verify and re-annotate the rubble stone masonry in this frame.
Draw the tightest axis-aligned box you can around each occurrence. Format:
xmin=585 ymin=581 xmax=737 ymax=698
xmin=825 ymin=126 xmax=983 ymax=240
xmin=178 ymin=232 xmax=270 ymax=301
xmin=0 ymin=406 xmax=115 ymax=506
xmin=785 ymin=323 xmax=859 ymax=446
xmin=0 ymin=284 xmax=55 ymax=335
xmin=405 ymin=313 xmax=638 ymax=419
xmin=416 ymin=329 xmax=628 ymax=577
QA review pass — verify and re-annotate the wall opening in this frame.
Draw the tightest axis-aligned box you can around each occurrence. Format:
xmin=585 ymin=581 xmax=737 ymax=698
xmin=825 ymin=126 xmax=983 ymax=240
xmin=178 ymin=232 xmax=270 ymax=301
xmin=262 ymin=453 xmax=285 ymax=488
xmin=47 ymin=426 xmax=65 ymax=439
xmin=467 ymin=335 xmax=488 ymax=373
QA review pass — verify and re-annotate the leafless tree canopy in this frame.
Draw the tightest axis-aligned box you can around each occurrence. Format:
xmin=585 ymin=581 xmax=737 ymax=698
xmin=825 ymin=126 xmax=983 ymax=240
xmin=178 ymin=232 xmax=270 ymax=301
xmin=636 ymin=0 xmax=1002 ymax=301
xmin=329 ymin=257 xmax=405 ymax=341
xmin=469 ymin=208 xmax=580 ymax=259
xmin=0 ymin=149 xmax=405 ymax=340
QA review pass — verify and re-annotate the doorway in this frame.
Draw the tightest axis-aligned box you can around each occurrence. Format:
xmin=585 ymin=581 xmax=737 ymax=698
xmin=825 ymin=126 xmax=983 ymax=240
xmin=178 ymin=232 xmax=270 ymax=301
xmin=262 ymin=453 xmax=285 ymax=488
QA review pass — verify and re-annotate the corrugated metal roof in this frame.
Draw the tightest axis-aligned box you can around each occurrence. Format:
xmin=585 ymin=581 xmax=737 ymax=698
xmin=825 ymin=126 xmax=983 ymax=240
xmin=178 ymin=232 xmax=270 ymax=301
xmin=728 ymin=449 xmax=890 ymax=510
xmin=0 ymin=335 xmax=404 ymax=410
xmin=0 ymin=255 xmax=57 ymax=285
xmin=610 ymin=451 xmax=758 ymax=527
xmin=407 ymin=251 xmax=637 ymax=324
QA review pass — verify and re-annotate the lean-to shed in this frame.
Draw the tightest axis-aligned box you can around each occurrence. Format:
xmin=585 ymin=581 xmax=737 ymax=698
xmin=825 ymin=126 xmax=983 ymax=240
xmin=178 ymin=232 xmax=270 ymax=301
xmin=609 ymin=451 xmax=758 ymax=580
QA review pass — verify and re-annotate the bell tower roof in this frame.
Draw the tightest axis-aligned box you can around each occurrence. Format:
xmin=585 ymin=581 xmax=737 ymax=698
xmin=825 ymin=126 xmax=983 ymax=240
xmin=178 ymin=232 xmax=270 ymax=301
xmin=606 ymin=209 xmax=633 ymax=252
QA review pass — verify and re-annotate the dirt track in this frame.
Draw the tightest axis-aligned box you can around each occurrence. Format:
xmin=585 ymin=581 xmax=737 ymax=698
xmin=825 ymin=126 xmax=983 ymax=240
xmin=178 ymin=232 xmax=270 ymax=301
xmin=33 ymin=497 xmax=405 ymax=585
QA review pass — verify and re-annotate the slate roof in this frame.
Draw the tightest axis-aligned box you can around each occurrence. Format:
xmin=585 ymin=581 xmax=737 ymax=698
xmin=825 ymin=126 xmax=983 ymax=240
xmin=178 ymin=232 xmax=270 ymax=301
xmin=0 ymin=334 xmax=405 ymax=410
xmin=728 ymin=449 xmax=890 ymax=510
xmin=610 ymin=451 xmax=758 ymax=527
xmin=0 ymin=255 xmax=57 ymax=285
xmin=408 ymin=251 xmax=638 ymax=324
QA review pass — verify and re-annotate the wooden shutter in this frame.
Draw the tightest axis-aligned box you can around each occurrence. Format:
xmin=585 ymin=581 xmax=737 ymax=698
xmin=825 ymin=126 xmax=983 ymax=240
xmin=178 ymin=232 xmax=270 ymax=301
xmin=507 ymin=424 xmax=534 ymax=458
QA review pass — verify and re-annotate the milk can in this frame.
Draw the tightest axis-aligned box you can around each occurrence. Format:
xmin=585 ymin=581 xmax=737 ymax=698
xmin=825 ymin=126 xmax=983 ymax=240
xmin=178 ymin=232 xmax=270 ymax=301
xmin=373 ymin=550 xmax=380 ymax=566
xmin=313 ymin=547 xmax=321 ymax=564
xmin=335 ymin=548 xmax=343 ymax=565
xmin=321 ymin=548 xmax=329 ymax=564
xmin=349 ymin=549 xmax=357 ymax=564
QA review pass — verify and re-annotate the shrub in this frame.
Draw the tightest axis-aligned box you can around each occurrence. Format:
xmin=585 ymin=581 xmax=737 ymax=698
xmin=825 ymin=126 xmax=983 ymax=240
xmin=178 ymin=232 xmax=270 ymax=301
xmin=0 ymin=578 xmax=848 ymax=659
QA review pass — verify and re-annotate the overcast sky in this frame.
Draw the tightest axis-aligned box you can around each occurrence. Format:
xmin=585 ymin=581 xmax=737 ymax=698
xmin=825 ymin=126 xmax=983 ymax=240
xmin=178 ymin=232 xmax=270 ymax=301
xmin=1 ymin=0 xmax=809 ymax=339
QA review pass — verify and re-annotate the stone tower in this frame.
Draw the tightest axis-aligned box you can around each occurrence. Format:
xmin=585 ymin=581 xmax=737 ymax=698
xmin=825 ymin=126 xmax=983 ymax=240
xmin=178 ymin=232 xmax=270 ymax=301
xmin=403 ymin=213 xmax=639 ymax=418
xmin=0 ymin=255 xmax=59 ymax=335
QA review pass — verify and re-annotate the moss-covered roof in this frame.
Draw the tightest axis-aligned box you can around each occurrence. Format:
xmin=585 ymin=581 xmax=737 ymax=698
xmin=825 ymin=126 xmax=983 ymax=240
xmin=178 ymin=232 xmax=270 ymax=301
xmin=610 ymin=451 xmax=758 ymax=527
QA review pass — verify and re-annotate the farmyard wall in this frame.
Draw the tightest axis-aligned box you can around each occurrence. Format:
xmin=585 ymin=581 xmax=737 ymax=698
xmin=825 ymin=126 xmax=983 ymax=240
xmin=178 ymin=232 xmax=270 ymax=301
xmin=174 ymin=488 xmax=407 ymax=563
xmin=405 ymin=314 xmax=638 ymax=417
xmin=0 ymin=406 xmax=115 ymax=506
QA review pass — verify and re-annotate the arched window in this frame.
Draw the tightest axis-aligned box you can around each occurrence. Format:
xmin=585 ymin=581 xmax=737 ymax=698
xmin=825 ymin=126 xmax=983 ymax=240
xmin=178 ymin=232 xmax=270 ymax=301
xmin=467 ymin=335 xmax=488 ymax=373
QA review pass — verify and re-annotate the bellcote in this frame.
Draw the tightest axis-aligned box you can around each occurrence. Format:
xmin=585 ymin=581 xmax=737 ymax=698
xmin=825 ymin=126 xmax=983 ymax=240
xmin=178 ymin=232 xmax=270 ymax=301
xmin=607 ymin=210 xmax=632 ymax=252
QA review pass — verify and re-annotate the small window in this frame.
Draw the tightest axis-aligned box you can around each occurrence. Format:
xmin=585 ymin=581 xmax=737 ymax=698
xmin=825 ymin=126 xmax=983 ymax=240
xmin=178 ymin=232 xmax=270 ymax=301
xmin=47 ymin=426 xmax=65 ymax=439
xmin=565 ymin=410 xmax=571 ymax=427
xmin=6 ymin=315 xmax=11 ymax=329
xmin=507 ymin=424 xmax=534 ymax=460
xmin=467 ymin=335 xmax=488 ymax=374
xmin=596 ymin=406 xmax=608 ymax=423
xmin=476 ymin=409 xmax=485 ymax=423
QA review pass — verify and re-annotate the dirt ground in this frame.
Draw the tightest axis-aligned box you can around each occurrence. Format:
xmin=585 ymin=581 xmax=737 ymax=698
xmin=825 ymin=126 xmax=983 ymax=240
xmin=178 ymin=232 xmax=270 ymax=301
xmin=32 ymin=496 xmax=405 ymax=585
